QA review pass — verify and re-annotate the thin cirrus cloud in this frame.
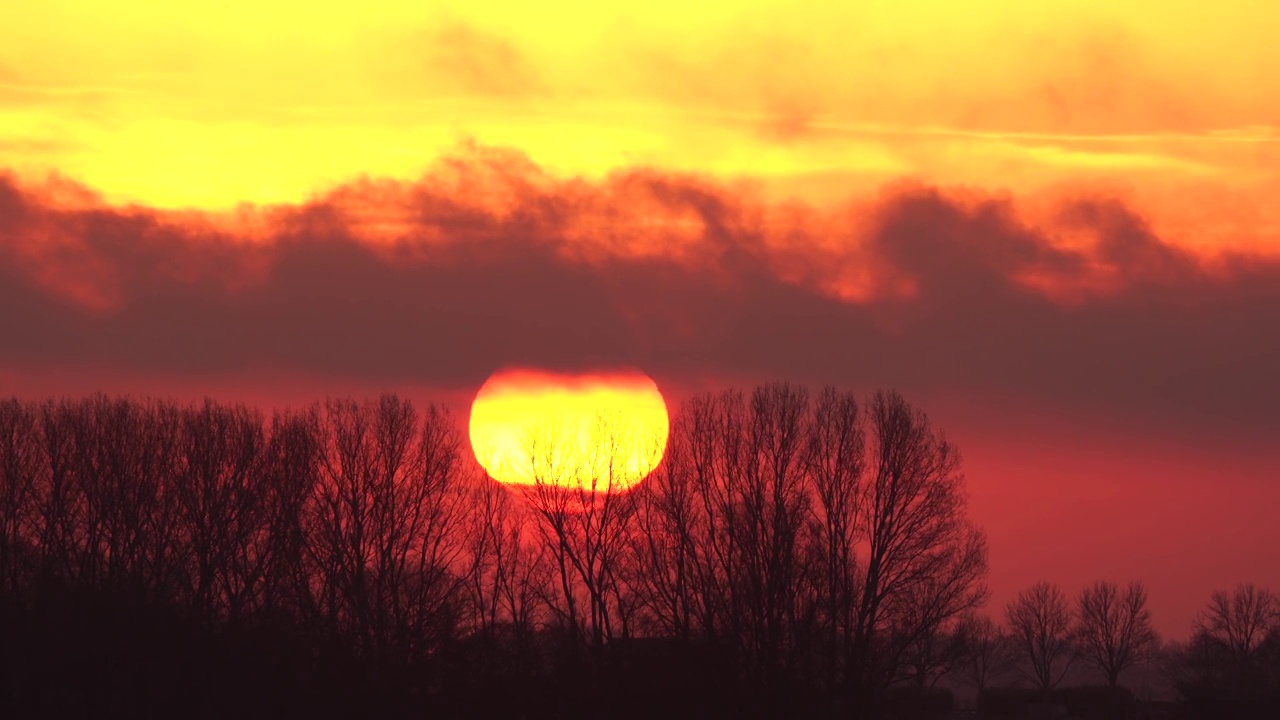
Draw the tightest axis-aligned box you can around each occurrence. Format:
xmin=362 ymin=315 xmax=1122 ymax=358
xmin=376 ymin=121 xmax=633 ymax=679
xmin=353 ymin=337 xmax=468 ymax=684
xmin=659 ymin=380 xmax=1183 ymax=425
xmin=1 ymin=149 xmax=1277 ymax=448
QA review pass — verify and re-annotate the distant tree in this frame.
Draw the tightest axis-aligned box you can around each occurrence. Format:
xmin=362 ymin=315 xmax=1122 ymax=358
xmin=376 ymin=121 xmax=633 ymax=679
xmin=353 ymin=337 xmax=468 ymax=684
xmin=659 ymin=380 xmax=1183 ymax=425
xmin=1173 ymin=584 xmax=1280 ymax=718
xmin=1007 ymin=582 xmax=1074 ymax=691
xmin=897 ymin=612 xmax=972 ymax=688
xmin=31 ymin=400 xmax=82 ymax=583
xmin=955 ymin=612 xmax=1017 ymax=692
xmin=1194 ymin=583 xmax=1279 ymax=664
xmin=1074 ymin=580 xmax=1157 ymax=687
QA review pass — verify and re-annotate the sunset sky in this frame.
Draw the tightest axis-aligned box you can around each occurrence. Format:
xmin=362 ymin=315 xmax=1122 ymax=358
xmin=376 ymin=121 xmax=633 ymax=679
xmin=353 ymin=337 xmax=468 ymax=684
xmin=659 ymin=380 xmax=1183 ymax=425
xmin=2 ymin=0 xmax=1278 ymax=637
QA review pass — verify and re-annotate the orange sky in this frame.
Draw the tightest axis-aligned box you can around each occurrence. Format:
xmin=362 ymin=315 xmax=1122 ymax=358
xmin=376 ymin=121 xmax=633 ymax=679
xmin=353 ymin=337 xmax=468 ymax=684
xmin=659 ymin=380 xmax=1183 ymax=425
xmin=2 ymin=0 xmax=1278 ymax=253
xmin=2 ymin=0 xmax=1279 ymax=639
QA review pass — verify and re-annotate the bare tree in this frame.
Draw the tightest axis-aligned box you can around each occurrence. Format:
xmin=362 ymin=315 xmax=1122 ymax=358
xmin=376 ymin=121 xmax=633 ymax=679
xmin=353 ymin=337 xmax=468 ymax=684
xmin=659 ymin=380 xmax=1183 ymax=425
xmin=1007 ymin=582 xmax=1075 ymax=691
xmin=846 ymin=391 xmax=988 ymax=698
xmin=1193 ymin=583 xmax=1279 ymax=665
xmin=0 ymin=399 xmax=41 ymax=597
xmin=629 ymin=413 xmax=702 ymax=640
xmin=522 ymin=411 xmax=650 ymax=650
xmin=897 ymin=612 xmax=972 ymax=688
xmin=465 ymin=472 xmax=549 ymax=646
xmin=805 ymin=386 xmax=864 ymax=687
xmin=63 ymin=397 xmax=183 ymax=596
xmin=1173 ymin=584 xmax=1280 ymax=711
xmin=257 ymin=408 xmax=321 ymax=622
xmin=641 ymin=386 xmax=987 ymax=711
xmin=174 ymin=400 xmax=268 ymax=623
xmin=684 ymin=389 xmax=750 ymax=647
xmin=955 ymin=613 xmax=1017 ymax=692
xmin=1074 ymin=580 xmax=1158 ymax=687
xmin=733 ymin=383 xmax=813 ymax=692
xmin=305 ymin=396 xmax=469 ymax=665
xmin=1 ymin=385 xmax=999 ymax=717
xmin=32 ymin=400 xmax=83 ymax=583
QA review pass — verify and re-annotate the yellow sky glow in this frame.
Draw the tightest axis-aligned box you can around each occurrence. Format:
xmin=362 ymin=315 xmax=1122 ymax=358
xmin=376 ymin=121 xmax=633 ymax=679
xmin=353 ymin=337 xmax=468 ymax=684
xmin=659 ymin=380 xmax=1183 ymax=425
xmin=2 ymin=0 xmax=1277 ymax=252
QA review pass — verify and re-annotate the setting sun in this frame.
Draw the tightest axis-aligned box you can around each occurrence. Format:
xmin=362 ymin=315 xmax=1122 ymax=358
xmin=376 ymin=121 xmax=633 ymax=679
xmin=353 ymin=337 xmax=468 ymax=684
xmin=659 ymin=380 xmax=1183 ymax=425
xmin=468 ymin=368 xmax=669 ymax=490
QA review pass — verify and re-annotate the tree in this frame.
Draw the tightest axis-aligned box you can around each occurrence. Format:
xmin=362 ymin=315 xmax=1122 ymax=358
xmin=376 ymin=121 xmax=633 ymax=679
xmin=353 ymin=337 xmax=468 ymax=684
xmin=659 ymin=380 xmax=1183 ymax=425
xmin=304 ymin=396 xmax=469 ymax=666
xmin=63 ymin=396 xmax=182 ymax=596
xmin=0 ymin=399 xmax=40 ymax=597
xmin=173 ymin=400 xmax=268 ymax=623
xmin=1173 ymin=584 xmax=1280 ymax=718
xmin=897 ymin=612 xmax=972 ymax=688
xmin=256 ymin=408 xmax=321 ymax=621
xmin=642 ymin=386 xmax=988 ymax=714
xmin=805 ymin=386 xmax=864 ymax=688
xmin=465 ymin=471 xmax=549 ymax=652
xmin=1194 ymin=583 xmax=1279 ymax=664
xmin=521 ymin=411 xmax=651 ymax=650
xmin=1074 ymin=580 xmax=1157 ymax=687
xmin=1007 ymin=582 xmax=1074 ymax=691
xmin=629 ymin=410 xmax=702 ymax=640
xmin=732 ymin=384 xmax=814 ymax=695
xmin=844 ymin=391 xmax=988 ymax=701
xmin=955 ymin=613 xmax=1016 ymax=692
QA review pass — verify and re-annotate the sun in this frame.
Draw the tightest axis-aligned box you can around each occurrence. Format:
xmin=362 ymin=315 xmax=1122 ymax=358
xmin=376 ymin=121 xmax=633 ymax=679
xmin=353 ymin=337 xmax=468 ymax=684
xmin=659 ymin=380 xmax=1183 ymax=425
xmin=468 ymin=368 xmax=670 ymax=491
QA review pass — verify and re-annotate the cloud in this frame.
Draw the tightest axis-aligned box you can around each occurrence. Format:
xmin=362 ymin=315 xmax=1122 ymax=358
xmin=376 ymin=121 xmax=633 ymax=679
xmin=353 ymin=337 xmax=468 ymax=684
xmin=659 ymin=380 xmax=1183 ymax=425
xmin=425 ymin=22 xmax=544 ymax=97
xmin=1 ymin=150 xmax=1278 ymax=445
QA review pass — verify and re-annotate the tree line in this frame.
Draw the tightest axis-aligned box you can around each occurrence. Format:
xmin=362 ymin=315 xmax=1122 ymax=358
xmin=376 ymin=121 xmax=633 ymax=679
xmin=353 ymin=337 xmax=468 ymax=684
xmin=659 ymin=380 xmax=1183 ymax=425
xmin=0 ymin=388 xmax=1275 ymax=719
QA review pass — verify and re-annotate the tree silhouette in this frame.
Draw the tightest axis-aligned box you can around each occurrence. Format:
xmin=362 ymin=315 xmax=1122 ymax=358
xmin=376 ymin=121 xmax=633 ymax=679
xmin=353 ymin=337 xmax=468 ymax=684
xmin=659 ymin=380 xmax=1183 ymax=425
xmin=521 ymin=411 xmax=651 ymax=651
xmin=303 ymin=396 xmax=469 ymax=667
xmin=844 ymin=391 xmax=988 ymax=706
xmin=622 ymin=385 xmax=987 ymax=717
xmin=1172 ymin=584 xmax=1280 ymax=719
xmin=1007 ymin=581 xmax=1074 ymax=691
xmin=805 ymin=386 xmax=864 ymax=692
xmin=0 ymin=399 xmax=39 ymax=598
xmin=955 ymin=612 xmax=1017 ymax=692
xmin=174 ymin=401 xmax=268 ymax=623
xmin=1074 ymin=580 xmax=1157 ymax=687
xmin=1194 ymin=584 xmax=1279 ymax=664
xmin=0 ymin=386 xmax=1009 ymax=720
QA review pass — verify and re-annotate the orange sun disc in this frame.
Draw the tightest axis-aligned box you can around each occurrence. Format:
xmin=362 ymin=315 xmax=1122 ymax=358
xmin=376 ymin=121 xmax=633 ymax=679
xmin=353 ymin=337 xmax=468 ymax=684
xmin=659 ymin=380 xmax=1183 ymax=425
xmin=468 ymin=368 xmax=670 ymax=491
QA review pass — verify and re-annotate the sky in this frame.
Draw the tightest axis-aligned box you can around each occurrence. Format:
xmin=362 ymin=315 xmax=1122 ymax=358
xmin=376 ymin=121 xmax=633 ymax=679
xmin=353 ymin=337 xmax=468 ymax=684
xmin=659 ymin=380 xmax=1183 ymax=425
xmin=2 ymin=0 xmax=1278 ymax=638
